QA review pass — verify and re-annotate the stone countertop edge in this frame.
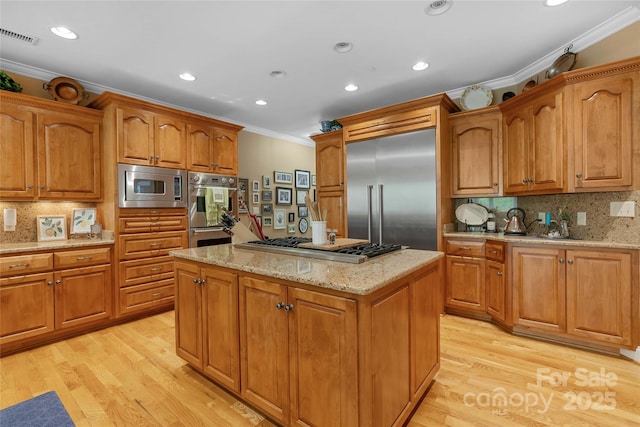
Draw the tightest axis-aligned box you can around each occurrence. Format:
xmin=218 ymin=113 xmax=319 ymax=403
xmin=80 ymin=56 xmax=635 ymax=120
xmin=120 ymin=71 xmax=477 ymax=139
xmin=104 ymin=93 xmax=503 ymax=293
xmin=0 ymin=239 xmax=116 ymax=255
xmin=443 ymin=232 xmax=639 ymax=250
xmin=171 ymin=245 xmax=444 ymax=296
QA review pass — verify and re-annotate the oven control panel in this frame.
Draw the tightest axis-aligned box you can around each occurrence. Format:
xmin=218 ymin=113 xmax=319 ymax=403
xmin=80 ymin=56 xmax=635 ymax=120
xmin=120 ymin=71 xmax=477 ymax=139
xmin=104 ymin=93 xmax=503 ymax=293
xmin=189 ymin=172 xmax=236 ymax=188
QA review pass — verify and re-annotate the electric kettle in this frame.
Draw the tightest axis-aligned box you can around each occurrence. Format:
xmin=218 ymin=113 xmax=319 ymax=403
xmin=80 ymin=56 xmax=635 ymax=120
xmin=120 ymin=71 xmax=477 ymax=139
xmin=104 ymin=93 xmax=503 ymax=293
xmin=503 ymin=208 xmax=539 ymax=235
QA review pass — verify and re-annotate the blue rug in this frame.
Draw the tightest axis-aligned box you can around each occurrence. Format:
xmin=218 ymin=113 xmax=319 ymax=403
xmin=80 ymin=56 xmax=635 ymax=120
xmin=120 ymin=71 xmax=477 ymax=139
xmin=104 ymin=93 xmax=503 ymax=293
xmin=0 ymin=391 xmax=75 ymax=427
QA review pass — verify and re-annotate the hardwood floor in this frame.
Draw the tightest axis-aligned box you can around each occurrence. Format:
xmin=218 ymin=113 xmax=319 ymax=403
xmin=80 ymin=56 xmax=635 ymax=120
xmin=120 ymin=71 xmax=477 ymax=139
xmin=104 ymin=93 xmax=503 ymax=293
xmin=1 ymin=311 xmax=638 ymax=426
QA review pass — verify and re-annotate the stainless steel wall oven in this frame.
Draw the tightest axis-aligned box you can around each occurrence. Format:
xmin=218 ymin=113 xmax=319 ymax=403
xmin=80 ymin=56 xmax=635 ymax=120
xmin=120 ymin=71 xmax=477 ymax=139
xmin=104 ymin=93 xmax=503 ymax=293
xmin=188 ymin=172 xmax=237 ymax=247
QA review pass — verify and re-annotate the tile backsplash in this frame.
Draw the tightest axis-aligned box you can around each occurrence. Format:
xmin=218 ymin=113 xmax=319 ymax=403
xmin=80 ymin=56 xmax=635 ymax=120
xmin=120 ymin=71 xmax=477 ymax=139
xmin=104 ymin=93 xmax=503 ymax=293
xmin=454 ymin=191 xmax=639 ymax=244
xmin=0 ymin=201 xmax=98 ymax=243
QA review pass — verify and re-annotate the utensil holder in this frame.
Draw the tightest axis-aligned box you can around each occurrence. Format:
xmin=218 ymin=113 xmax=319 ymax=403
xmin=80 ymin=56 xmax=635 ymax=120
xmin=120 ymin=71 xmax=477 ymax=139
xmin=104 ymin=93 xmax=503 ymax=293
xmin=311 ymin=221 xmax=327 ymax=245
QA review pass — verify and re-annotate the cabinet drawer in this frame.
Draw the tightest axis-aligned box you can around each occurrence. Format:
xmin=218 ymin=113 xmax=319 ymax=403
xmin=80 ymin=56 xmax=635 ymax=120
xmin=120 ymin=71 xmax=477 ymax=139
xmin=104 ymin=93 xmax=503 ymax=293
xmin=118 ymin=216 xmax=187 ymax=233
xmin=119 ymin=231 xmax=187 ymax=260
xmin=119 ymin=280 xmax=175 ymax=316
xmin=119 ymin=256 xmax=175 ymax=288
xmin=446 ymin=240 xmax=485 ymax=257
xmin=485 ymin=241 xmax=505 ymax=262
xmin=118 ymin=208 xmax=186 ymax=217
xmin=54 ymin=247 xmax=112 ymax=269
xmin=0 ymin=253 xmax=54 ymax=276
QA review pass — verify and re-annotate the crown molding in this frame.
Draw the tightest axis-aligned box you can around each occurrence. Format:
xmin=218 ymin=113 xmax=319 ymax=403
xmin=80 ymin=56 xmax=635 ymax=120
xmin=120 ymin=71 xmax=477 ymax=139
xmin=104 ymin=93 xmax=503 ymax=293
xmin=446 ymin=5 xmax=640 ymax=99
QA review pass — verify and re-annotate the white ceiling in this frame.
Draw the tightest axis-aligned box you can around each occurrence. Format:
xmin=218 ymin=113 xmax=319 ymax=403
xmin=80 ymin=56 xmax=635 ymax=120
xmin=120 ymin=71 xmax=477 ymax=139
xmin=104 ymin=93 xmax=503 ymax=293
xmin=1 ymin=1 xmax=638 ymax=145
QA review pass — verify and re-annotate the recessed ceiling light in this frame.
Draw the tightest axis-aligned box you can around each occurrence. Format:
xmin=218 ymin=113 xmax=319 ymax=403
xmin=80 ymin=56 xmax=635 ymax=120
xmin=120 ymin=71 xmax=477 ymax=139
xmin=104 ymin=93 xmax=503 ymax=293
xmin=334 ymin=42 xmax=353 ymax=53
xmin=270 ymin=70 xmax=287 ymax=78
xmin=255 ymin=99 xmax=267 ymax=106
xmin=345 ymin=84 xmax=358 ymax=92
xmin=412 ymin=61 xmax=430 ymax=71
xmin=424 ymin=0 xmax=452 ymax=16
xmin=179 ymin=73 xmax=196 ymax=81
xmin=50 ymin=26 xmax=77 ymax=40
xmin=544 ymin=0 xmax=568 ymax=6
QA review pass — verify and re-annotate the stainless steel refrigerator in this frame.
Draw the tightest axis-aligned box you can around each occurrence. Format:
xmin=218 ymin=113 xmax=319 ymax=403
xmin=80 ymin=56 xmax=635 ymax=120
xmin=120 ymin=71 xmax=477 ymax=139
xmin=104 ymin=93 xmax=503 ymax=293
xmin=346 ymin=129 xmax=437 ymax=250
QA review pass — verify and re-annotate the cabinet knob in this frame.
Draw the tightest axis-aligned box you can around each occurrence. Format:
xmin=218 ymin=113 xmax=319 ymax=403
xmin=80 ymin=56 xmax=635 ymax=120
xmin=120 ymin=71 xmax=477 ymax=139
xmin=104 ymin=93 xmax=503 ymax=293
xmin=48 ymin=281 xmax=54 ymax=286
xmin=149 ymin=156 xmax=154 ymax=162
xmin=567 ymin=259 xmax=574 ymax=265
xmin=55 ymin=279 xmax=62 ymax=285
xmin=27 ymin=184 xmax=33 ymax=189
xmin=210 ymin=163 xmax=219 ymax=167
xmin=284 ymin=304 xmax=294 ymax=312
xmin=576 ymin=173 xmax=582 ymax=179
xmin=276 ymin=302 xmax=285 ymax=310
xmin=497 ymin=271 xmax=503 ymax=276
xmin=192 ymin=278 xmax=199 ymax=284
xmin=493 ymin=183 xmax=498 ymax=186
xmin=40 ymin=185 xmax=46 ymax=189
xmin=155 ymin=156 xmax=160 ymax=160
xmin=559 ymin=258 xmax=564 ymax=264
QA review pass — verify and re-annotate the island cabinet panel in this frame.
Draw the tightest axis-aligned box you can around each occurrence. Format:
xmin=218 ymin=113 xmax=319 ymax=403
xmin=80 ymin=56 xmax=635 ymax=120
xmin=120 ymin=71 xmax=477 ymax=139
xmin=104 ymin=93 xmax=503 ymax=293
xmin=0 ymin=103 xmax=35 ymax=198
xmin=288 ymin=287 xmax=358 ymax=427
xmin=566 ymin=250 xmax=632 ymax=346
xmin=175 ymin=261 xmax=240 ymax=392
xmin=239 ymin=276 xmax=289 ymax=423
xmin=371 ymin=283 xmax=411 ymax=427
xmin=512 ymin=247 xmax=565 ymax=332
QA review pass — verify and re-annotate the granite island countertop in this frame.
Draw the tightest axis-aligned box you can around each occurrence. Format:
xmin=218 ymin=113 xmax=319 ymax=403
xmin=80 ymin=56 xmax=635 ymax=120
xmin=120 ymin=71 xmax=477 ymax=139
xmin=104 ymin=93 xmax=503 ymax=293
xmin=171 ymin=244 xmax=444 ymax=295
xmin=0 ymin=238 xmax=116 ymax=255
xmin=443 ymin=231 xmax=639 ymax=250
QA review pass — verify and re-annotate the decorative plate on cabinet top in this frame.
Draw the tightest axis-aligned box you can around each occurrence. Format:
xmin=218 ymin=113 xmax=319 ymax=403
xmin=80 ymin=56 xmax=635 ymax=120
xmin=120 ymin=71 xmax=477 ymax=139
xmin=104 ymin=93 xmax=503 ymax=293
xmin=455 ymin=203 xmax=489 ymax=226
xmin=43 ymin=76 xmax=85 ymax=105
xmin=460 ymin=85 xmax=493 ymax=110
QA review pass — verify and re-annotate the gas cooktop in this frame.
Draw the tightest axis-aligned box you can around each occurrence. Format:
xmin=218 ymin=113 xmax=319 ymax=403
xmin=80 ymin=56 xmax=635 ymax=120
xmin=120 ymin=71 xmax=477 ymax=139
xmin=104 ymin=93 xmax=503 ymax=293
xmin=235 ymin=237 xmax=403 ymax=264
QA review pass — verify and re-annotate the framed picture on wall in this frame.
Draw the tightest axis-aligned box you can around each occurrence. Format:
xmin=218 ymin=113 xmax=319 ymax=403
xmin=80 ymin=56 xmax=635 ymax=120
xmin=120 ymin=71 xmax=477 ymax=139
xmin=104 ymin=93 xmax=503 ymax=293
xmin=298 ymin=206 xmax=308 ymax=217
xmin=276 ymin=187 xmax=292 ymax=205
xmin=274 ymin=171 xmax=293 ymax=184
xmin=252 ymin=181 xmax=260 ymax=192
xmin=262 ymin=203 xmax=273 ymax=215
xmin=263 ymin=217 xmax=272 ymax=227
xmin=274 ymin=209 xmax=286 ymax=229
xmin=295 ymin=170 xmax=310 ymax=189
xmin=288 ymin=212 xmax=295 ymax=223
xmin=263 ymin=175 xmax=271 ymax=188
xmin=296 ymin=190 xmax=307 ymax=205
xmin=262 ymin=190 xmax=272 ymax=201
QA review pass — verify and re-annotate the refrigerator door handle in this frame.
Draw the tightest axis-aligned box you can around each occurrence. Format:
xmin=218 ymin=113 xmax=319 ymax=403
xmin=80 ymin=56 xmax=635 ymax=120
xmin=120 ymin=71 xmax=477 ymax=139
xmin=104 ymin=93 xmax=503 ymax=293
xmin=367 ymin=185 xmax=374 ymax=242
xmin=378 ymin=184 xmax=383 ymax=245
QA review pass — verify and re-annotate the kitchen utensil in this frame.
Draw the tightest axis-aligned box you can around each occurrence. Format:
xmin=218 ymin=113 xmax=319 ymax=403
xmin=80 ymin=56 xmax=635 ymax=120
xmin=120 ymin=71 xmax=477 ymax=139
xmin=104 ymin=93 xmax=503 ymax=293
xmin=455 ymin=203 xmax=489 ymax=226
xmin=503 ymin=207 xmax=539 ymax=235
xmin=546 ymin=47 xmax=577 ymax=79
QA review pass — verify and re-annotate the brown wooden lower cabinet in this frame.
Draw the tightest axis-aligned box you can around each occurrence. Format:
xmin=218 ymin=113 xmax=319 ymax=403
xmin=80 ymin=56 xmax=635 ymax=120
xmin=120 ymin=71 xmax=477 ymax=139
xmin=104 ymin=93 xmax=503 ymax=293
xmin=174 ymin=258 xmax=441 ymax=427
xmin=512 ymin=246 xmax=634 ymax=347
xmin=0 ymin=246 xmax=113 ymax=352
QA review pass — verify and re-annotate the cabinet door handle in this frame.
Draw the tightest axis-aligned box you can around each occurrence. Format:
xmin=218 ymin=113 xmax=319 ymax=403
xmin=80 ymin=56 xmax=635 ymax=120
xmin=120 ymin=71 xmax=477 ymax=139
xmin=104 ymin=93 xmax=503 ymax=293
xmin=9 ymin=263 xmax=29 ymax=268
xmin=150 ymin=267 xmax=162 ymax=272
xmin=276 ymin=302 xmax=285 ymax=310
xmin=559 ymin=258 xmax=564 ymax=264
xmin=210 ymin=163 xmax=219 ymax=167
xmin=152 ymin=292 xmax=162 ymax=297
xmin=567 ymin=259 xmax=574 ymax=265
xmin=150 ymin=222 xmax=162 ymax=226
xmin=497 ymin=271 xmax=503 ymax=276
xmin=55 ymin=279 xmax=62 ymax=285
xmin=76 ymin=256 xmax=93 ymax=260
xmin=284 ymin=304 xmax=294 ymax=312
xmin=149 ymin=242 xmax=162 ymax=247
xmin=489 ymin=250 xmax=497 ymax=254
xmin=460 ymin=247 xmax=471 ymax=251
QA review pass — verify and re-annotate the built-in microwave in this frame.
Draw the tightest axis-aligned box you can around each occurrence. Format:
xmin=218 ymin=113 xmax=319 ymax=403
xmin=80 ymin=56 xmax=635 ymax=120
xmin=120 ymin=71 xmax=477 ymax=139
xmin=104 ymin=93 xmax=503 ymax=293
xmin=118 ymin=164 xmax=187 ymax=208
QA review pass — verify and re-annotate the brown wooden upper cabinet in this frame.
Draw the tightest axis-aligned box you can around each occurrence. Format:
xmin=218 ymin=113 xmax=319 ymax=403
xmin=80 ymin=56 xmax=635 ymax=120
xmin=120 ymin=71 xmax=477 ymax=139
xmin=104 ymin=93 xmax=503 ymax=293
xmin=450 ymin=107 xmax=501 ymax=197
xmin=502 ymin=89 xmax=565 ymax=195
xmin=311 ymin=130 xmax=346 ymax=237
xmin=0 ymin=92 xmax=103 ymax=201
xmin=90 ymin=92 xmax=243 ymax=173
xmin=568 ymin=71 xmax=636 ymax=191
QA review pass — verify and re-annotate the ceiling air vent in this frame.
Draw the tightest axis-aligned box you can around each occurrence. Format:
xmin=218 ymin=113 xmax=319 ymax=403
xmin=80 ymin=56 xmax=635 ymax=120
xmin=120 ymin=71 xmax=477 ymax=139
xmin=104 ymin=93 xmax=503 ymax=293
xmin=0 ymin=28 xmax=39 ymax=45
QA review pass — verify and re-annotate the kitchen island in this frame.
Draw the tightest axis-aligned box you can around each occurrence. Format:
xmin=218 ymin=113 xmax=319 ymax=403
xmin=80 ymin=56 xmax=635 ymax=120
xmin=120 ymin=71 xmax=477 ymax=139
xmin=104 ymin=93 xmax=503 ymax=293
xmin=171 ymin=244 xmax=443 ymax=427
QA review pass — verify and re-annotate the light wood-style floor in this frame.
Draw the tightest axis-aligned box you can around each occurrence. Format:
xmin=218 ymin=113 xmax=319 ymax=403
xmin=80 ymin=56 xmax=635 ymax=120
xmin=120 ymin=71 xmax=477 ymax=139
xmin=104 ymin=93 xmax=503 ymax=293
xmin=1 ymin=312 xmax=638 ymax=426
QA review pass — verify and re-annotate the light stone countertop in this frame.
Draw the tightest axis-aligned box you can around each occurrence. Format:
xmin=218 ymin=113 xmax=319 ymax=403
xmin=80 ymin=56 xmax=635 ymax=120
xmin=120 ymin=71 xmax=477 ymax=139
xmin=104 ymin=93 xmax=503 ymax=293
xmin=443 ymin=232 xmax=639 ymax=250
xmin=0 ymin=238 xmax=115 ymax=255
xmin=171 ymin=244 xmax=444 ymax=296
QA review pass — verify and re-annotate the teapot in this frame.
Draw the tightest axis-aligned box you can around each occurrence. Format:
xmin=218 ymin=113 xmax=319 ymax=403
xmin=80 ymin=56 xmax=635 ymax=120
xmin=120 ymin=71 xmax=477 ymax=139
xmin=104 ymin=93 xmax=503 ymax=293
xmin=503 ymin=208 xmax=539 ymax=235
